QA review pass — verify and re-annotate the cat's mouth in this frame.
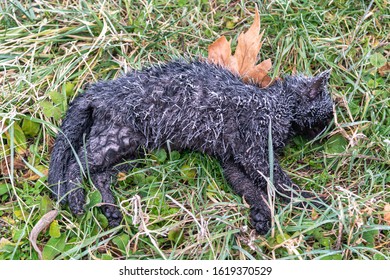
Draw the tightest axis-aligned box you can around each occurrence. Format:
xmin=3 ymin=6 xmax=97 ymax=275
xmin=305 ymin=126 xmax=327 ymax=139
xmin=292 ymin=121 xmax=331 ymax=140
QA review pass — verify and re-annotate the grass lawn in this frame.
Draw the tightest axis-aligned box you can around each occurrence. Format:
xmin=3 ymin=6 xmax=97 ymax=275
xmin=0 ymin=0 xmax=389 ymax=260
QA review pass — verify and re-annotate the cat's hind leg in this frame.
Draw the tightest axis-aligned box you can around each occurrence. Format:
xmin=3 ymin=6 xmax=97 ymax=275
xmin=66 ymin=122 xmax=145 ymax=224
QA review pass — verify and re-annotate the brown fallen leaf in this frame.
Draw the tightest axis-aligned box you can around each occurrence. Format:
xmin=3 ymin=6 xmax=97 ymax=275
xmin=22 ymin=166 xmax=49 ymax=181
xmin=384 ymin=204 xmax=390 ymax=226
xmin=244 ymin=58 xmax=273 ymax=87
xmin=233 ymin=9 xmax=264 ymax=77
xmin=378 ymin=62 xmax=390 ymax=77
xmin=0 ymin=154 xmax=26 ymax=176
xmin=208 ymin=7 xmax=273 ymax=88
xmin=29 ymin=210 xmax=58 ymax=260
xmin=117 ymin=172 xmax=127 ymax=181
xmin=207 ymin=36 xmax=238 ymax=73
xmin=311 ymin=208 xmax=319 ymax=220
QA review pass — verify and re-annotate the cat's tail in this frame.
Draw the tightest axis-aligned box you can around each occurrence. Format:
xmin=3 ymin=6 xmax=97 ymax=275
xmin=48 ymin=94 xmax=93 ymax=203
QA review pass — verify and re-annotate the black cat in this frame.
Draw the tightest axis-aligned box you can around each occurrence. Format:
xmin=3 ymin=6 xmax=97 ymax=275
xmin=48 ymin=60 xmax=333 ymax=234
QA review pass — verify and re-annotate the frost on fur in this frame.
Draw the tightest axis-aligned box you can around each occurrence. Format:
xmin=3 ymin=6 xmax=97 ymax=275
xmin=48 ymin=60 xmax=333 ymax=234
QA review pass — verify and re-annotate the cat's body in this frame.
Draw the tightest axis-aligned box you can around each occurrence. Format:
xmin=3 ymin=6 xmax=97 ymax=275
xmin=48 ymin=60 xmax=333 ymax=234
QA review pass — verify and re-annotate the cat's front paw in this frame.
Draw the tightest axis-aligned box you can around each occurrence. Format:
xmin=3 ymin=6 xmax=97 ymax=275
xmin=102 ymin=205 xmax=122 ymax=227
xmin=250 ymin=206 xmax=271 ymax=235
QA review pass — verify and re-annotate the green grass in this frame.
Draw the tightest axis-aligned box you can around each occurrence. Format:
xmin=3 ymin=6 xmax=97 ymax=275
xmin=0 ymin=0 xmax=389 ymax=260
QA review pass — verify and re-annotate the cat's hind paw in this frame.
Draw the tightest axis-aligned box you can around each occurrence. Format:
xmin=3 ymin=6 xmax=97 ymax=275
xmin=250 ymin=206 xmax=271 ymax=235
xmin=68 ymin=188 xmax=86 ymax=216
xmin=102 ymin=205 xmax=122 ymax=227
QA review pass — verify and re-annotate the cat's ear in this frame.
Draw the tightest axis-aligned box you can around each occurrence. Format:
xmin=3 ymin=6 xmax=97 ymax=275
xmin=308 ymin=69 xmax=331 ymax=99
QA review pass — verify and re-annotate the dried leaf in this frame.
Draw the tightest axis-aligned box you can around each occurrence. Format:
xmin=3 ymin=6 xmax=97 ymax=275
xmin=117 ymin=172 xmax=127 ymax=181
xmin=207 ymin=7 xmax=274 ymax=88
xmin=384 ymin=204 xmax=390 ymax=226
xmin=234 ymin=10 xmax=263 ymax=74
xmin=208 ymin=36 xmax=238 ymax=74
xmin=243 ymin=60 xmax=272 ymax=86
xmin=256 ymin=58 xmax=273 ymax=72
xmin=0 ymin=238 xmax=13 ymax=250
xmin=22 ymin=165 xmax=48 ymax=181
xmin=311 ymin=208 xmax=319 ymax=220
xmin=29 ymin=210 xmax=58 ymax=260
xmin=0 ymin=155 xmax=26 ymax=176
xmin=378 ymin=62 xmax=390 ymax=77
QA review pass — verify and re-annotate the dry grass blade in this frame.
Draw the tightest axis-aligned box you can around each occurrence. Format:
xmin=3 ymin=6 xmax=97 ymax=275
xmin=29 ymin=210 xmax=58 ymax=260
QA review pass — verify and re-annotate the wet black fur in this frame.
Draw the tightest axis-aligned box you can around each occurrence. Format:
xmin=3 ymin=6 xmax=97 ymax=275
xmin=48 ymin=60 xmax=333 ymax=234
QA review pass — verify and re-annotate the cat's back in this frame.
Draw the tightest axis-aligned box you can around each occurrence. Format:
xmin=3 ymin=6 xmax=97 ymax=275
xmin=87 ymin=59 xmax=266 ymax=102
xmin=85 ymin=60 xmax=283 ymax=125
xmin=138 ymin=59 xmax=250 ymax=96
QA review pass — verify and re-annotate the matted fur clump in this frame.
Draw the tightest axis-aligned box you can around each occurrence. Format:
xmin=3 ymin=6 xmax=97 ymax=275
xmin=48 ymin=60 xmax=333 ymax=234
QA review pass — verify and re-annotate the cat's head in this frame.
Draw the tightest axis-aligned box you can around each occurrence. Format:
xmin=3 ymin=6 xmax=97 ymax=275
xmin=285 ymin=70 xmax=333 ymax=138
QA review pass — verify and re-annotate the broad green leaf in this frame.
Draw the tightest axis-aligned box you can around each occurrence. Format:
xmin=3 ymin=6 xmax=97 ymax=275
xmin=49 ymin=220 xmax=61 ymax=238
xmin=226 ymin=21 xmax=235 ymax=29
xmin=0 ymin=183 xmax=9 ymax=196
xmin=373 ymin=253 xmax=386 ymax=260
xmin=348 ymin=100 xmax=360 ymax=116
xmin=180 ymin=164 xmax=197 ymax=180
xmin=49 ymin=91 xmax=65 ymax=105
xmin=178 ymin=0 xmax=187 ymax=7
xmin=85 ymin=190 xmax=102 ymax=209
xmin=21 ymin=118 xmax=40 ymax=137
xmin=39 ymin=195 xmax=53 ymax=215
xmin=0 ymin=243 xmax=16 ymax=255
xmin=312 ymin=228 xmax=324 ymax=241
xmin=5 ymin=122 xmax=27 ymax=154
xmin=42 ymin=234 xmax=66 ymax=260
xmin=169 ymin=150 xmax=181 ymax=161
xmin=320 ymin=253 xmax=342 ymax=260
xmin=319 ymin=237 xmax=333 ymax=248
xmin=0 ymin=238 xmax=14 ymax=251
xmin=51 ymin=107 xmax=62 ymax=121
xmin=276 ymin=233 xmax=291 ymax=244
xmin=101 ymin=254 xmax=113 ymax=260
xmin=153 ymin=149 xmax=167 ymax=163
xmin=370 ymin=53 xmax=386 ymax=68
xmin=362 ymin=229 xmax=379 ymax=248
xmin=12 ymin=228 xmax=25 ymax=242
xmin=367 ymin=78 xmax=384 ymax=89
xmin=97 ymin=214 xmax=108 ymax=229
xmin=325 ymin=134 xmax=347 ymax=154
xmin=40 ymin=101 xmax=62 ymax=120
xmin=13 ymin=209 xmax=26 ymax=221
xmin=145 ymin=175 xmax=157 ymax=184
xmin=40 ymin=100 xmax=54 ymax=117
xmin=168 ymin=228 xmax=184 ymax=244
xmin=112 ymin=234 xmax=130 ymax=254
xmin=133 ymin=172 xmax=145 ymax=185
xmin=65 ymin=82 xmax=75 ymax=97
